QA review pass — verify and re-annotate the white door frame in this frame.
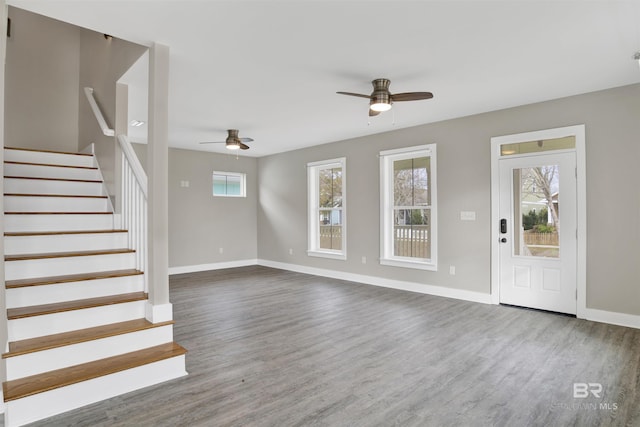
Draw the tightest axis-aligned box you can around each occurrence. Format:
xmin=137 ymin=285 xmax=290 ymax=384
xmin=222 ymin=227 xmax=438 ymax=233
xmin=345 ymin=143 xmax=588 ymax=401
xmin=490 ymin=125 xmax=587 ymax=318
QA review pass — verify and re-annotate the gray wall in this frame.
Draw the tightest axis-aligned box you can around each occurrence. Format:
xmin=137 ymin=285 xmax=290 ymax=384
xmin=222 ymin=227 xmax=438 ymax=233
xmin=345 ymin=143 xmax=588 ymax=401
xmin=257 ymin=83 xmax=640 ymax=316
xmin=137 ymin=146 xmax=258 ymax=268
xmin=5 ymin=7 xmax=80 ymax=151
xmin=78 ymin=29 xmax=146 ymax=200
xmin=168 ymin=148 xmax=258 ymax=268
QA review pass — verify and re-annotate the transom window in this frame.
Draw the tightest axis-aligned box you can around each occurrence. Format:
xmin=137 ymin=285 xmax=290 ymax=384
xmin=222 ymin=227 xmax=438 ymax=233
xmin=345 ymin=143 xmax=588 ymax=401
xmin=380 ymin=144 xmax=437 ymax=270
xmin=213 ymin=171 xmax=246 ymax=197
xmin=307 ymin=158 xmax=346 ymax=260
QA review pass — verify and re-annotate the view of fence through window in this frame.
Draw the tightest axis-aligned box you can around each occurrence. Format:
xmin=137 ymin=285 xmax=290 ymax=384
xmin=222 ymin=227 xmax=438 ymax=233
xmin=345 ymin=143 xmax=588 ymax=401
xmin=318 ymin=167 xmax=343 ymax=250
xmin=514 ymin=164 xmax=560 ymax=258
xmin=393 ymin=157 xmax=431 ymax=258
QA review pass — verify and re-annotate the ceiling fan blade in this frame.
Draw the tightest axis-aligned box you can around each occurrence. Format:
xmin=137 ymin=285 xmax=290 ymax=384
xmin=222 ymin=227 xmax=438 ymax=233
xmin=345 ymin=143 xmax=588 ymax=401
xmin=337 ymin=91 xmax=371 ymax=99
xmin=239 ymin=137 xmax=254 ymax=142
xmin=199 ymin=141 xmax=225 ymax=144
xmin=391 ymin=92 xmax=434 ymax=102
xmin=239 ymin=143 xmax=250 ymax=150
xmin=369 ymin=109 xmax=381 ymax=117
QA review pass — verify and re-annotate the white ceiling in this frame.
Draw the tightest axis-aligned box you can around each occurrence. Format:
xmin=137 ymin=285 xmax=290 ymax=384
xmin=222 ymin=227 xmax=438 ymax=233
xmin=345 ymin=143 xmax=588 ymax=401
xmin=8 ymin=1 xmax=640 ymax=157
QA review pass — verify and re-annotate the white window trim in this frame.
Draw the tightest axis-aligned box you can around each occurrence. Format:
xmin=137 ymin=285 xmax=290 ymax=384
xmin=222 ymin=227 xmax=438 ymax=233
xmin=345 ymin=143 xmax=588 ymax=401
xmin=213 ymin=171 xmax=246 ymax=198
xmin=307 ymin=157 xmax=347 ymax=260
xmin=379 ymin=144 xmax=437 ymax=271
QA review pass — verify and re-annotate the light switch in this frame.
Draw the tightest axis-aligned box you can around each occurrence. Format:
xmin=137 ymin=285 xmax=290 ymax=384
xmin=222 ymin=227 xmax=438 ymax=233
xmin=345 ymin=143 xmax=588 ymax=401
xmin=460 ymin=211 xmax=476 ymax=221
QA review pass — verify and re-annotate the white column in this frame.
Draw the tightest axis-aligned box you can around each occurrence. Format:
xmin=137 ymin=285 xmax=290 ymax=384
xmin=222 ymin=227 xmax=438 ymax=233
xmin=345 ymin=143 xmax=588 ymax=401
xmin=145 ymin=43 xmax=172 ymax=323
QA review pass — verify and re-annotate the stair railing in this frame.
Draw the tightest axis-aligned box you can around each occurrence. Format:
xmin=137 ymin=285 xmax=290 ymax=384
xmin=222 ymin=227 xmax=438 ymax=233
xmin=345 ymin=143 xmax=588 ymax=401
xmin=119 ymin=134 xmax=148 ymax=291
xmin=83 ymin=87 xmax=115 ymax=136
xmin=84 ymin=86 xmax=148 ymax=292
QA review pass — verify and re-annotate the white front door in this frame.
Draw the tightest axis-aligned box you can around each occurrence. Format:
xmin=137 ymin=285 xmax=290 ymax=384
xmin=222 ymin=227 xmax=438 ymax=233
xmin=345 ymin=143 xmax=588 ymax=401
xmin=498 ymin=151 xmax=577 ymax=314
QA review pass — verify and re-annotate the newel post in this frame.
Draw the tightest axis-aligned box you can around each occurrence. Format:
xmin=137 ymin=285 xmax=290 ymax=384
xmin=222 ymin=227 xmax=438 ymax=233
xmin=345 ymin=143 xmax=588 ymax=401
xmin=145 ymin=42 xmax=171 ymax=323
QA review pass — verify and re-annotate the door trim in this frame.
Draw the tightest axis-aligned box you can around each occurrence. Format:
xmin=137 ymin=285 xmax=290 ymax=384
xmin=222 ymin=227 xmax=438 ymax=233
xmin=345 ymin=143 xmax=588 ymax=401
xmin=490 ymin=125 xmax=586 ymax=318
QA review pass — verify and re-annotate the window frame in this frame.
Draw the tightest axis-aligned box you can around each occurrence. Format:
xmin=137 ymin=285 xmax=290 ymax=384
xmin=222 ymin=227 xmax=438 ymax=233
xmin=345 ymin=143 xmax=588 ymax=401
xmin=307 ymin=157 xmax=347 ymax=260
xmin=379 ymin=144 xmax=437 ymax=271
xmin=212 ymin=171 xmax=246 ymax=198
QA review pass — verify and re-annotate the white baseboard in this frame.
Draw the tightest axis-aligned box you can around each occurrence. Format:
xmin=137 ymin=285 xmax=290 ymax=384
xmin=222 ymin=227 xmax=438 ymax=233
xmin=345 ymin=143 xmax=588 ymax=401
xmin=257 ymin=259 xmax=493 ymax=305
xmin=168 ymin=259 xmax=258 ymax=276
xmin=584 ymin=308 xmax=640 ymax=329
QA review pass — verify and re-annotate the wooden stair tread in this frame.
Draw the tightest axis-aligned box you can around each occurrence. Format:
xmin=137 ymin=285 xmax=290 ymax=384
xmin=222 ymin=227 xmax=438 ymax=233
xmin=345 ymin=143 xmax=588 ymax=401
xmin=4 ymin=160 xmax=98 ymax=170
xmin=6 ymin=248 xmax=134 ymax=262
xmin=4 ymin=146 xmax=94 ymax=157
xmin=3 ymin=342 xmax=186 ymax=401
xmin=5 ymin=229 xmax=127 ymax=237
xmin=7 ymin=292 xmax=148 ymax=319
xmin=4 ymin=193 xmax=107 ymax=199
xmin=5 ymin=269 xmax=143 ymax=289
xmin=4 ymin=319 xmax=174 ymax=358
xmin=5 ymin=212 xmax=112 ymax=215
xmin=4 ymin=176 xmax=102 ymax=183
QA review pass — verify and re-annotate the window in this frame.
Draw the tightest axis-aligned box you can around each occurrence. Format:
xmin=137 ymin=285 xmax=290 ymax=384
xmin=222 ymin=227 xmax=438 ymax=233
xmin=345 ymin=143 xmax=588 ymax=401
xmin=307 ymin=158 xmax=346 ymax=260
xmin=213 ymin=171 xmax=246 ymax=197
xmin=380 ymin=144 xmax=437 ymax=270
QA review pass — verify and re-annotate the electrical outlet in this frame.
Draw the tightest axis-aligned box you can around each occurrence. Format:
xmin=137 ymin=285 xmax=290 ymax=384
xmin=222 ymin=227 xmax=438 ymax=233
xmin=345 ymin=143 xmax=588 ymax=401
xmin=449 ymin=265 xmax=456 ymax=275
xmin=289 ymin=248 xmax=293 ymax=255
xmin=361 ymin=256 xmax=367 ymax=264
xmin=219 ymin=247 xmax=224 ymax=254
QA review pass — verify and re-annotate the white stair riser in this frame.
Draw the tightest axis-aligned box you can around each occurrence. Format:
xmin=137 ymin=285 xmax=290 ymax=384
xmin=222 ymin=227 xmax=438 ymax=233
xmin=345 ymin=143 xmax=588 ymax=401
xmin=4 ymin=232 xmax=128 ymax=255
xmin=5 ymin=213 xmax=114 ymax=232
xmin=4 ymin=196 xmax=110 ymax=212
xmin=4 ymin=149 xmax=95 ymax=168
xmin=5 ymin=325 xmax=174 ymax=380
xmin=3 ymin=355 xmax=187 ymax=427
xmin=5 ymin=252 xmax=136 ymax=281
xmin=4 ymin=163 xmax=100 ymax=181
xmin=8 ymin=300 xmax=146 ymax=341
xmin=6 ymin=275 xmax=144 ymax=308
xmin=4 ymin=178 xmax=104 ymax=196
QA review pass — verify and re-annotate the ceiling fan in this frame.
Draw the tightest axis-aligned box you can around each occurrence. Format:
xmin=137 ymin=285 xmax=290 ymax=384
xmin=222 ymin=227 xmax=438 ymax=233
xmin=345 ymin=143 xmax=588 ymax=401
xmin=337 ymin=78 xmax=434 ymax=116
xmin=199 ymin=129 xmax=254 ymax=150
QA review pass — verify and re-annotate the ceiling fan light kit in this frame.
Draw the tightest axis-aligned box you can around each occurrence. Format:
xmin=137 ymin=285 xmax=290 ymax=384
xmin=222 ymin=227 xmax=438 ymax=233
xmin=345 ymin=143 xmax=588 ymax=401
xmin=337 ymin=78 xmax=434 ymax=116
xmin=199 ymin=129 xmax=254 ymax=150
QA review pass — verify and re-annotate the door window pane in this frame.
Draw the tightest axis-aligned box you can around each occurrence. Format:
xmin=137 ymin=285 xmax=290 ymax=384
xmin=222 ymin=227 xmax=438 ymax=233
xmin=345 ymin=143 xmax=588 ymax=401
xmin=513 ymin=165 xmax=559 ymax=258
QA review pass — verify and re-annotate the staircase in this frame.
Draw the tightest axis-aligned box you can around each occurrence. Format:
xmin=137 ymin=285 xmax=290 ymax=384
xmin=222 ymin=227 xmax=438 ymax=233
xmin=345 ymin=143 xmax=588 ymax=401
xmin=1 ymin=147 xmax=187 ymax=427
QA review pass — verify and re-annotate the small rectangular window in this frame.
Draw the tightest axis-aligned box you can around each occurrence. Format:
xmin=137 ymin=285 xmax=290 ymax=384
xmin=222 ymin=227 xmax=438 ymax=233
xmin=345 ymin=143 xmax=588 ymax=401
xmin=307 ymin=158 xmax=346 ymax=260
xmin=380 ymin=144 xmax=437 ymax=270
xmin=213 ymin=171 xmax=246 ymax=197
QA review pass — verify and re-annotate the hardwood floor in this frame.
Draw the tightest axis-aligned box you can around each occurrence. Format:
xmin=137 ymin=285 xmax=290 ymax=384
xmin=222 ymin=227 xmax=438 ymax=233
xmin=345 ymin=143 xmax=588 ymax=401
xmin=14 ymin=266 xmax=640 ymax=426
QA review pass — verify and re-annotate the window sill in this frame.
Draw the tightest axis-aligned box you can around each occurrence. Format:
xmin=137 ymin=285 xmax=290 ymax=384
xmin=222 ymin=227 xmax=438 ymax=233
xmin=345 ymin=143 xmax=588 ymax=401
xmin=380 ymin=258 xmax=437 ymax=271
xmin=307 ymin=250 xmax=346 ymax=261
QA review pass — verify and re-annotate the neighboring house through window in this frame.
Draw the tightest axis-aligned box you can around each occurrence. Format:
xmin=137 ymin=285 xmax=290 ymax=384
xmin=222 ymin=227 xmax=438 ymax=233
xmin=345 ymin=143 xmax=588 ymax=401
xmin=213 ymin=171 xmax=246 ymax=197
xmin=307 ymin=157 xmax=346 ymax=260
xmin=380 ymin=144 xmax=437 ymax=270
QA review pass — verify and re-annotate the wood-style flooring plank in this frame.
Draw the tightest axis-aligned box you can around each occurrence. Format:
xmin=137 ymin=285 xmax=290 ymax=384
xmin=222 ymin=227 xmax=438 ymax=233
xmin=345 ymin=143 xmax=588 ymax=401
xmin=4 ymin=146 xmax=93 ymax=157
xmin=4 ymin=319 xmax=174 ymax=357
xmin=4 ymin=160 xmax=98 ymax=170
xmin=4 ymin=193 xmax=107 ymax=198
xmin=5 ymin=269 xmax=143 ymax=288
xmin=3 ymin=342 xmax=186 ymax=401
xmin=5 ymin=248 xmax=134 ymax=262
xmin=4 ymin=176 xmax=102 ymax=183
xmin=5 ymin=229 xmax=127 ymax=237
xmin=7 ymin=292 xmax=147 ymax=319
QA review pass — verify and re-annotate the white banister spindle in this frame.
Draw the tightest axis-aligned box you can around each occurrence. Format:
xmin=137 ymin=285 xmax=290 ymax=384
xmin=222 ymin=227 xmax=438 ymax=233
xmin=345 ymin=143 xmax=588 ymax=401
xmin=118 ymin=134 xmax=148 ymax=293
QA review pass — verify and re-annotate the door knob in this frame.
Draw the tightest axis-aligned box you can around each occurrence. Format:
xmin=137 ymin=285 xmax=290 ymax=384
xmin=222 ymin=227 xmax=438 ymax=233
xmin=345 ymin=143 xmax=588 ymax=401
xmin=500 ymin=238 xmax=507 ymax=243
